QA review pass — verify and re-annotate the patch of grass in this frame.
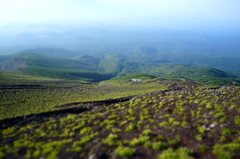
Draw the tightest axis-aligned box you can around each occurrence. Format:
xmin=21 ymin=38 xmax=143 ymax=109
xmin=125 ymin=123 xmax=138 ymax=132
xmin=195 ymin=134 xmax=203 ymax=142
xmin=102 ymin=134 xmax=119 ymax=146
xmin=234 ymin=116 xmax=240 ymax=125
xmin=152 ymin=142 xmax=167 ymax=150
xmin=158 ymin=147 xmax=193 ymax=159
xmin=168 ymin=136 xmax=182 ymax=146
xmin=115 ymin=146 xmax=136 ymax=157
xmin=213 ymin=149 xmax=233 ymax=159
xmin=199 ymin=144 xmax=208 ymax=152
xmin=130 ymin=136 xmax=150 ymax=146
xmin=222 ymin=128 xmax=235 ymax=135
xmin=72 ymin=121 xmax=86 ymax=131
xmin=143 ymin=129 xmax=154 ymax=135
xmin=80 ymin=127 xmax=93 ymax=135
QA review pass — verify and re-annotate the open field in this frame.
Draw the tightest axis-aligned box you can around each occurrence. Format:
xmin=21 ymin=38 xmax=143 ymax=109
xmin=0 ymin=72 xmax=240 ymax=159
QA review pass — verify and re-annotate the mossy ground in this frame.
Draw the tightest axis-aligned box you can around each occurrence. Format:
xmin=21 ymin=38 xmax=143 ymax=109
xmin=1 ymin=73 xmax=240 ymax=159
xmin=0 ymin=71 xmax=168 ymax=120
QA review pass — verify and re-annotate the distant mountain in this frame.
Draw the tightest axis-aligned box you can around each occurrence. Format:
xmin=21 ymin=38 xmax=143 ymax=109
xmin=23 ymin=47 xmax=81 ymax=58
xmin=72 ymin=55 xmax=101 ymax=65
xmin=0 ymin=52 xmax=239 ymax=85
xmin=0 ymin=52 xmax=115 ymax=82
xmin=1 ymin=52 xmax=96 ymax=70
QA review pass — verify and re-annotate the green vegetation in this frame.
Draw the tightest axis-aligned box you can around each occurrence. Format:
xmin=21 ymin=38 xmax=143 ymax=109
xmin=115 ymin=146 xmax=136 ymax=157
xmin=0 ymin=71 xmax=168 ymax=119
xmin=158 ymin=148 xmax=193 ymax=159
xmin=0 ymin=67 xmax=240 ymax=158
xmin=23 ymin=66 xmax=114 ymax=82
xmin=1 ymin=52 xmax=239 ymax=86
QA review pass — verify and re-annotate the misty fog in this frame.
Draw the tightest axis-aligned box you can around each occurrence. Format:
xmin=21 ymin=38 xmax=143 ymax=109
xmin=0 ymin=0 xmax=239 ymax=56
xmin=0 ymin=0 xmax=240 ymax=78
xmin=0 ymin=25 xmax=240 ymax=58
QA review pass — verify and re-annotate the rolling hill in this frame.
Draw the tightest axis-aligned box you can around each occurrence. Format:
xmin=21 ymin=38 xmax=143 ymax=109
xmin=0 ymin=52 xmax=239 ymax=85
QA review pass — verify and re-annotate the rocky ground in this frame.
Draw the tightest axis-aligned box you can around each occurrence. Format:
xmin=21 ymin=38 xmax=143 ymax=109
xmin=1 ymin=79 xmax=240 ymax=159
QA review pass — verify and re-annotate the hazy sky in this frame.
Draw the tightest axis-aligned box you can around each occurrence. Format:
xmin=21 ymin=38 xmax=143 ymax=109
xmin=0 ymin=0 xmax=240 ymax=31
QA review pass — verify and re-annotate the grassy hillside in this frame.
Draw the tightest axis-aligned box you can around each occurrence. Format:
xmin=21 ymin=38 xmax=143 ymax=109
xmin=98 ymin=54 xmax=125 ymax=74
xmin=118 ymin=65 xmax=239 ymax=86
xmin=23 ymin=47 xmax=80 ymax=58
xmin=0 ymin=58 xmax=29 ymax=71
xmin=0 ymin=53 xmax=113 ymax=82
xmin=72 ymin=55 xmax=101 ymax=66
xmin=101 ymin=73 xmax=157 ymax=84
xmin=0 ymin=52 xmax=97 ymax=70
xmin=15 ymin=52 xmax=96 ymax=70
xmin=0 ymin=52 xmax=239 ymax=85
xmin=0 ymin=71 xmax=61 ymax=85
xmin=0 ymin=55 xmax=11 ymax=64
xmin=0 ymin=71 xmax=169 ymax=120
xmin=22 ymin=66 xmax=114 ymax=82
xmin=0 ymin=76 xmax=240 ymax=159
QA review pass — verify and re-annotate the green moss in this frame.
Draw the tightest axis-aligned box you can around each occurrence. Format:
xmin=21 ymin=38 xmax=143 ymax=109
xmin=222 ymin=128 xmax=235 ymax=135
xmin=181 ymin=121 xmax=189 ymax=127
xmin=130 ymin=136 xmax=150 ymax=146
xmin=195 ymin=134 xmax=203 ymax=142
xmin=198 ymin=126 xmax=208 ymax=134
xmin=213 ymin=149 xmax=233 ymax=159
xmin=159 ymin=121 xmax=169 ymax=127
xmin=72 ymin=121 xmax=86 ymax=131
xmin=199 ymin=144 xmax=208 ymax=152
xmin=125 ymin=123 xmax=137 ymax=132
xmin=156 ymin=135 xmax=165 ymax=141
xmin=112 ymin=128 xmax=122 ymax=133
xmin=234 ymin=116 xmax=240 ymax=125
xmin=0 ymin=152 xmax=6 ymax=159
xmin=115 ymin=146 xmax=136 ymax=157
xmin=80 ymin=127 xmax=93 ymax=135
xmin=158 ymin=148 xmax=193 ymax=159
xmin=168 ymin=136 xmax=182 ymax=146
xmin=152 ymin=142 xmax=167 ymax=150
xmin=102 ymin=134 xmax=119 ymax=146
xmin=14 ymin=139 xmax=29 ymax=148
xmin=220 ymin=136 xmax=227 ymax=142
xmin=33 ymin=150 xmax=41 ymax=158
xmin=144 ymin=141 xmax=152 ymax=148
xmin=143 ymin=129 xmax=154 ymax=135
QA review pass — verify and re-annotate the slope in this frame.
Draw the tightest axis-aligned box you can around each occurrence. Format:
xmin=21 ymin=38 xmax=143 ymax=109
xmin=118 ymin=65 xmax=239 ymax=86
xmin=0 ymin=58 xmax=29 ymax=71
xmin=23 ymin=47 xmax=80 ymax=58
xmin=0 ymin=52 xmax=117 ymax=82
xmin=0 ymin=78 xmax=240 ymax=159
xmin=1 ymin=52 xmax=239 ymax=85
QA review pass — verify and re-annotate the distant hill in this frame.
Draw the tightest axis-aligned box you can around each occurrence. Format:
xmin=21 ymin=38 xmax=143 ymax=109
xmin=0 ymin=58 xmax=29 ymax=71
xmin=1 ymin=52 xmax=97 ymax=70
xmin=117 ymin=65 xmax=239 ymax=86
xmin=0 ymin=52 xmax=115 ymax=82
xmin=0 ymin=52 xmax=239 ymax=85
xmin=72 ymin=55 xmax=101 ymax=66
xmin=0 ymin=55 xmax=12 ymax=64
xmin=23 ymin=47 xmax=81 ymax=58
